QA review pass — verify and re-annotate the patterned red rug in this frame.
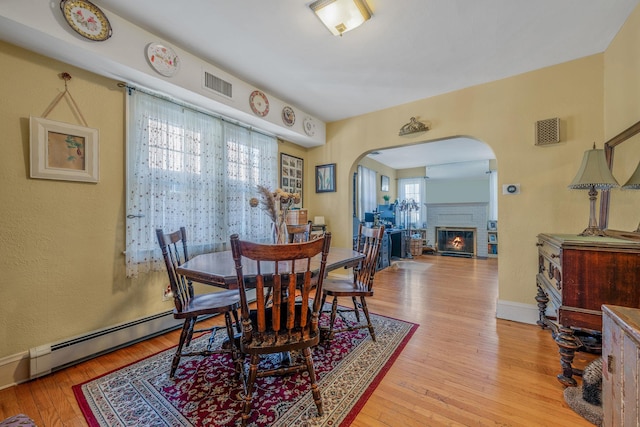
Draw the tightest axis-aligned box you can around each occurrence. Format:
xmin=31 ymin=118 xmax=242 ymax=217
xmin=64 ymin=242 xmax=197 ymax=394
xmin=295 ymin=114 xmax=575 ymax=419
xmin=73 ymin=312 xmax=417 ymax=427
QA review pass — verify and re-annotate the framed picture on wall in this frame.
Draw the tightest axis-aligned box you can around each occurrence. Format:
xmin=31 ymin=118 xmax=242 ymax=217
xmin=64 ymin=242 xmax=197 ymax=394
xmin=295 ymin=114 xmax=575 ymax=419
xmin=381 ymin=175 xmax=390 ymax=192
xmin=488 ymin=220 xmax=497 ymax=231
xmin=280 ymin=153 xmax=303 ymax=208
xmin=316 ymin=163 xmax=336 ymax=193
xmin=30 ymin=116 xmax=100 ymax=182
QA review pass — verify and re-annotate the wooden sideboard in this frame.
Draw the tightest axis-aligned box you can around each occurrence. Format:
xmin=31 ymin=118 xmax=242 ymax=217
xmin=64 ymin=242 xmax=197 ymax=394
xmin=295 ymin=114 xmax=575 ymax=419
xmin=602 ymin=305 xmax=640 ymax=427
xmin=535 ymin=233 xmax=640 ymax=386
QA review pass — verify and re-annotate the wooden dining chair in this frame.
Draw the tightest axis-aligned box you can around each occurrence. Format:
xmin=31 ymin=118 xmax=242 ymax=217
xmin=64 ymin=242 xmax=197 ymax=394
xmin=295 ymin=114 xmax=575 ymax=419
xmin=286 ymin=221 xmax=312 ymax=243
xmin=156 ymin=227 xmax=242 ymax=379
xmin=320 ymin=224 xmax=385 ymax=342
xmin=230 ymin=232 xmax=332 ymax=427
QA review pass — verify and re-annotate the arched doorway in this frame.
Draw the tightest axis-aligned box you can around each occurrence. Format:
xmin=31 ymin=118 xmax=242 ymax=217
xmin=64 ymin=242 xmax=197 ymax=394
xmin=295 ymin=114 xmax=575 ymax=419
xmin=352 ymin=136 xmax=497 ymax=258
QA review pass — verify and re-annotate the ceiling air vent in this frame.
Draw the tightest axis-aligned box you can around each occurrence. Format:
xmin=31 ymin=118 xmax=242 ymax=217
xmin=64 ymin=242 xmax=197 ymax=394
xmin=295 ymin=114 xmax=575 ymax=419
xmin=203 ymin=71 xmax=232 ymax=99
xmin=535 ymin=117 xmax=560 ymax=146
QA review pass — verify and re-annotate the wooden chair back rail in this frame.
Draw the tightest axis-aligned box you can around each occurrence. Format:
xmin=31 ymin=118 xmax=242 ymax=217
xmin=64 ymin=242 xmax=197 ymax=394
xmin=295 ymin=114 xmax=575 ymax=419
xmin=158 ymin=227 xmax=194 ymax=312
xmin=320 ymin=224 xmax=384 ymax=343
xmin=232 ymin=236 xmax=330 ymax=341
xmin=156 ymin=227 xmax=241 ymax=379
xmin=354 ymin=226 xmax=385 ymax=290
xmin=230 ymin=233 xmax=332 ymax=426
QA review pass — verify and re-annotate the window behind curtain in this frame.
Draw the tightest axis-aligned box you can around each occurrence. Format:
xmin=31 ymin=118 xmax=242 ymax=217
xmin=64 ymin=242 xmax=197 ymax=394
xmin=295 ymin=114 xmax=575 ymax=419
xmin=398 ymin=177 xmax=426 ymax=227
xmin=125 ymin=89 xmax=277 ymax=278
xmin=357 ymin=165 xmax=377 ymax=220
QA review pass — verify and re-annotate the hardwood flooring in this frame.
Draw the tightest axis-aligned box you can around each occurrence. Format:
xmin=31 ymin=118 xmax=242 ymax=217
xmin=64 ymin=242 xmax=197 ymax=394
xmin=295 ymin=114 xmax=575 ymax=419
xmin=0 ymin=255 xmax=596 ymax=426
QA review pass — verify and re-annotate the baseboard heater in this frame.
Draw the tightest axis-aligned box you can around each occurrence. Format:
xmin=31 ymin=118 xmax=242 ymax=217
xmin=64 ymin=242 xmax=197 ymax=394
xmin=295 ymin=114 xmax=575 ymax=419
xmin=29 ymin=311 xmax=183 ymax=379
xmin=28 ymin=289 xmax=255 ymax=379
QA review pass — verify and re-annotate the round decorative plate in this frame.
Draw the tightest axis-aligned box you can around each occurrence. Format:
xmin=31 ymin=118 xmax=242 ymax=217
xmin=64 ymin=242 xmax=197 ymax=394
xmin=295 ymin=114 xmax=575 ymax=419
xmin=249 ymin=90 xmax=270 ymax=117
xmin=146 ymin=43 xmax=180 ymax=77
xmin=60 ymin=0 xmax=112 ymax=41
xmin=303 ymin=116 xmax=316 ymax=136
xmin=282 ymin=106 xmax=295 ymax=127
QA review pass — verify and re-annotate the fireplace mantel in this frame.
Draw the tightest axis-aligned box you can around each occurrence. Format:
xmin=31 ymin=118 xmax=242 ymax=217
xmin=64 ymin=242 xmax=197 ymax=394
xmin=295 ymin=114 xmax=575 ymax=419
xmin=426 ymin=203 xmax=489 ymax=258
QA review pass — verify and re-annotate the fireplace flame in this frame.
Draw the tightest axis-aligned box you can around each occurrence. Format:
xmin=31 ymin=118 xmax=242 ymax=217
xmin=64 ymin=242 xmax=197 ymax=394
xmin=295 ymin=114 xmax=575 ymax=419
xmin=452 ymin=236 xmax=463 ymax=248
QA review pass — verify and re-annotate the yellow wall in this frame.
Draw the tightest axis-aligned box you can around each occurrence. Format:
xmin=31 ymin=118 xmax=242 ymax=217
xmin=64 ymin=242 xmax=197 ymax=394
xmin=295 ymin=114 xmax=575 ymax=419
xmin=0 ymin=41 xmax=176 ymax=359
xmin=2 ymin=2 xmax=640 ymax=385
xmin=306 ymin=54 xmax=606 ymax=306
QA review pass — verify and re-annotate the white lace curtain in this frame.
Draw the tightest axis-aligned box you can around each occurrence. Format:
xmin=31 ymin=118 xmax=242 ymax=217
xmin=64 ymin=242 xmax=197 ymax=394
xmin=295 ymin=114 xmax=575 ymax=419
xmin=125 ymin=89 xmax=277 ymax=277
xmin=357 ymin=165 xmax=377 ymax=220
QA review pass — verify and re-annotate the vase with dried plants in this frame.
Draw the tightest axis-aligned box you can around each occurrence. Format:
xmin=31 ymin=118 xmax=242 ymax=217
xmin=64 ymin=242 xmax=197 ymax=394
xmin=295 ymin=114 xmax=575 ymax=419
xmin=249 ymin=185 xmax=301 ymax=244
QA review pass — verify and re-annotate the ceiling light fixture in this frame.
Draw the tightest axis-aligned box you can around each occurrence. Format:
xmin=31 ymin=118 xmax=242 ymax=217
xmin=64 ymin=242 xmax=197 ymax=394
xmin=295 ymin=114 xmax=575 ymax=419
xmin=309 ymin=0 xmax=372 ymax=36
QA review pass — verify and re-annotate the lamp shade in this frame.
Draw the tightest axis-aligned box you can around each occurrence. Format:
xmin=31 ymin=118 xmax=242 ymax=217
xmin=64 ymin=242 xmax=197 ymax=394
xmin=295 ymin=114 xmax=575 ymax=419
xmin=309 ymin=0 xmax=372 ymax=36
xmin=568 ymin=147 xmax=619 ymax=190
xmin=622 ymin=160 xmax=640 ymax=189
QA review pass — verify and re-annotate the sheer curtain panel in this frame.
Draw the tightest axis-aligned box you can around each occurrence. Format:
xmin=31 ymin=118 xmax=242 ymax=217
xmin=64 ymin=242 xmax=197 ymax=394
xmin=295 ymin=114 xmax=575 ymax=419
xmin=125 ymin=89 xmax=277 ymax=278
xmin=357 ymin=165 xmax=377 ymax=220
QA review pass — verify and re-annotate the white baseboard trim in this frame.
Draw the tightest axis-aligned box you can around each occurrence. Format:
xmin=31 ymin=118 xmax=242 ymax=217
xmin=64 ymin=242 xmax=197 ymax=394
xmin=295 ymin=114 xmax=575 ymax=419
xmin=0 ymin=351 xmax=30 ymax=391
xmin=496 ymin=299 xmax=539 ymax=325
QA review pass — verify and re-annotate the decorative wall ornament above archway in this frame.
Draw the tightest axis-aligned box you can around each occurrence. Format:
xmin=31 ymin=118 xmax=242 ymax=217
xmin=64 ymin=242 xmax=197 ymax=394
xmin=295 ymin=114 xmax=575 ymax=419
xmin=398 ymin=117 xmax=430 ymax=136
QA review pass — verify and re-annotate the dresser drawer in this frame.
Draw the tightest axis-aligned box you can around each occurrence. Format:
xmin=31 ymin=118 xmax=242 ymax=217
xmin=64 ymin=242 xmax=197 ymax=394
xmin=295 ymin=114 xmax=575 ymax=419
xmin=537 ymin=247 xmax=562 ymax=293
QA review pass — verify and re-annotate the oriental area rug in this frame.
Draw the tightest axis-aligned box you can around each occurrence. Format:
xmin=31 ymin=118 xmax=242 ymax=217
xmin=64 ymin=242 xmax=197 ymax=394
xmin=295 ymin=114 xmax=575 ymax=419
xmin=73 ymin=312 xmax=418 ymax=427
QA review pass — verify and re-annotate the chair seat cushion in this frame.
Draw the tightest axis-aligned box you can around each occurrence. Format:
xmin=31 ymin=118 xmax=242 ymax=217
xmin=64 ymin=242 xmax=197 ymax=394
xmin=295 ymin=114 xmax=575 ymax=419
xmin=322 ymin=278 xmax=373 ymax=297
xmin=173 ymin=289 xmax=240 ymax=318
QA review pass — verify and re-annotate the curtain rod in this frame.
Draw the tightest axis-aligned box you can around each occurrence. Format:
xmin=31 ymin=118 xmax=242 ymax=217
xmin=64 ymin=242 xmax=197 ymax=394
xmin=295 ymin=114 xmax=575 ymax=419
xmin=116 ymin=82 xmax=276 ymax=139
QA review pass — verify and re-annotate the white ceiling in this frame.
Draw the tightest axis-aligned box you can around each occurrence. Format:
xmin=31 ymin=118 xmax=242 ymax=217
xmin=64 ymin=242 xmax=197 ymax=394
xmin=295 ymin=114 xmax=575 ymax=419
xmin=92 ymin=0 xmax=638 ymax=124
xmin=88 ymin=0 xmax=638 ymax=172
xmin=368 ymin=137 xmax=495 ymax=170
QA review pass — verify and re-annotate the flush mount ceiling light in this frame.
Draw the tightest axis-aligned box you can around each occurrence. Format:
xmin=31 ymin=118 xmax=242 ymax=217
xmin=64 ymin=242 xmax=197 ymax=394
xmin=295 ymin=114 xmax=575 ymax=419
xmin=309 ymin=0 xmax=372 ymax=36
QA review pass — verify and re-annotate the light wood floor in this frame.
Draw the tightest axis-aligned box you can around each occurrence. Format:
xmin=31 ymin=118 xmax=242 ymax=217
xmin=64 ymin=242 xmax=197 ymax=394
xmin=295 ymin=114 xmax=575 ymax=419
xmin=0 ymin=255 xmax=596 ymax=426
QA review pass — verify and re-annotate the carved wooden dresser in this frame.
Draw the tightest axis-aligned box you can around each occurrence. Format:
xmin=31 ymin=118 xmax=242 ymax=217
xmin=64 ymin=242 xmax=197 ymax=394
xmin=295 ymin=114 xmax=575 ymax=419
xmin=535 ymin=233 xmax=640 ymax=386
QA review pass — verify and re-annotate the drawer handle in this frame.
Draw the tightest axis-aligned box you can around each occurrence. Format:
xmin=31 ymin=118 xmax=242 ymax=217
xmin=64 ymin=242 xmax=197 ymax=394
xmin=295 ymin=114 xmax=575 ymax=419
xmin=536 ymin=243 xmax=543 ymax=247
xmin=551 ymin=254 xmax=559 ymax=258
xmin=607 ymin=354 xmax=614 ymax=374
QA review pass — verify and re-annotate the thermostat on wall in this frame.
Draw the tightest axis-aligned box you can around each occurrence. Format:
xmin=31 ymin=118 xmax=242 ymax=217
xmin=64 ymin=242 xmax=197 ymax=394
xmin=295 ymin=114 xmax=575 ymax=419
xmin=502 ymin=184 xmax=521 ymax=195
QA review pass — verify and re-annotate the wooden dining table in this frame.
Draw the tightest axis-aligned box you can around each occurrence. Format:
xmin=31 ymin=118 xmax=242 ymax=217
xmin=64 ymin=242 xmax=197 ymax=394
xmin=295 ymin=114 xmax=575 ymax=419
xmin=176 ymin=246 xmax=364 ymax=289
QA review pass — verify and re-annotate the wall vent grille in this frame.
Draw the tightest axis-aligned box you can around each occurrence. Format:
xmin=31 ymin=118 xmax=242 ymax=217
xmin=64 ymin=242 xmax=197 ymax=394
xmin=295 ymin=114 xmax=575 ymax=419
xmin=535 ymin=117 xmax=560 ymax=146
xmin=203 ymin=71 xmax=233 ymax=98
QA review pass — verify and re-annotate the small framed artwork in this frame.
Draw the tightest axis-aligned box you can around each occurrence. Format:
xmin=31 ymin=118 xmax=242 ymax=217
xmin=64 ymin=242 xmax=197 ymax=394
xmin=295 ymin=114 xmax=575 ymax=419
xmin=381 ymin=175 xmax=390 ymax=192
xmin=488 ymin=220 xmax=497 ymax=231
xmin=29 ymin=116 xmax=99 ymax=182
xmin=489 ymin=233 xmax=497 ymax=243
xmin=280 ymin=153 xmax=303 ymax=208
xmin=316 ymin=163 xmax=336 ymax=193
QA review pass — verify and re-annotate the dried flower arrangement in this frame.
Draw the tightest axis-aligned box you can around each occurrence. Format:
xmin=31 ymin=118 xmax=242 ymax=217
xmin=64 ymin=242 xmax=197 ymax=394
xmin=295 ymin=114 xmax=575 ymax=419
xmin=250 ymin=185 xmax=301 ymax=243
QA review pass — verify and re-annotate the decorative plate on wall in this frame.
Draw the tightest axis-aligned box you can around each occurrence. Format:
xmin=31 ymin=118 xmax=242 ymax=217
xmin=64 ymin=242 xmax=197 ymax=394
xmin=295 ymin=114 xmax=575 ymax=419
xmin=282 ymin=106 xmax=295 ymax=127
xmin=249 ymin=90 xmax=270 ymax=117
xmin=60 ymin=0 xmax=112 ymax=41
xmin=303 ymin=116 xmax=316 ymax=136
xmin=146 ymin=43 xmax=180 ymax=77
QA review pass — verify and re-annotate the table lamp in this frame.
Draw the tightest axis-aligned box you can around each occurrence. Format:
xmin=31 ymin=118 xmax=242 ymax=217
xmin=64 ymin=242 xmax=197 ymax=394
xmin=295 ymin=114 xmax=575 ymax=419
xmin=568 ymin=144 xmax=619 ymax=236
xmin=622 ymin=160 xmax=640 ymax=232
